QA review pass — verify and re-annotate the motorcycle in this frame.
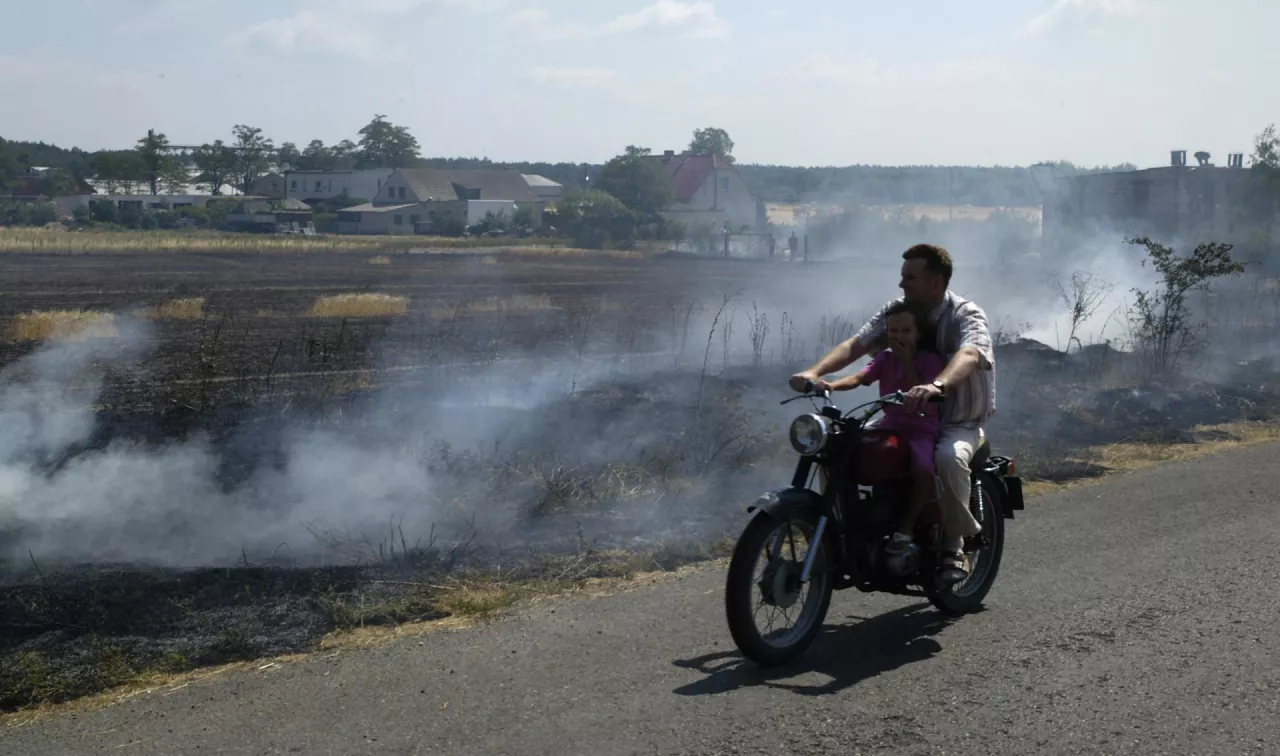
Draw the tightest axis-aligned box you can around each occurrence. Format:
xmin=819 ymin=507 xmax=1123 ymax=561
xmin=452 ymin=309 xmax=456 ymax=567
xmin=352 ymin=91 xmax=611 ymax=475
xmin=724 ymin=382 xmax=1025 ymax=666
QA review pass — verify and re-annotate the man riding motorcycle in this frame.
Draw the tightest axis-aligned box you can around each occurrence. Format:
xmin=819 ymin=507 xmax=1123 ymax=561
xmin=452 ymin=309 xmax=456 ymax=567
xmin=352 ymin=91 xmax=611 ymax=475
xmin=790 ymin=243 xmax=996 ymax=584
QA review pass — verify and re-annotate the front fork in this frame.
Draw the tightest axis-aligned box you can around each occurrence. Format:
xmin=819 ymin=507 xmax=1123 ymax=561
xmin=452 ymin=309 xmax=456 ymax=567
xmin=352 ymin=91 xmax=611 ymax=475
xmin=788 ymin=453 xmax=831 ymax=585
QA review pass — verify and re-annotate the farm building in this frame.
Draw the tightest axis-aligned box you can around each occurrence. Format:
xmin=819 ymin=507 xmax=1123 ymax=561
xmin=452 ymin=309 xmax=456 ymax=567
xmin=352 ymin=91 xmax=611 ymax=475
xmin=1040 ymin=150 xmax=1272 ymax=254
xmin=285 ymin=168 xmax=394 ymax=205
xmin=336 ymin=168 xmax=542 ymax=235
xmin=224 ymin=198 xmax=315 ymax=233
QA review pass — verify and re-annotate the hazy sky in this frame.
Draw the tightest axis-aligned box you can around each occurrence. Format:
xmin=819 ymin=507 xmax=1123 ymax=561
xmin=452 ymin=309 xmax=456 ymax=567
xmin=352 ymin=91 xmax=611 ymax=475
xmin=1 ymin=0 xmax=1274 ymax=167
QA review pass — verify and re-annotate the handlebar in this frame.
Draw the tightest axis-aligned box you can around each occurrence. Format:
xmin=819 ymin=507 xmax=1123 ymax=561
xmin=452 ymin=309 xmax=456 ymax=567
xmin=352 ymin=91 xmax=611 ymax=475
xmin=781 ymin=382 xmax=945 ymax=418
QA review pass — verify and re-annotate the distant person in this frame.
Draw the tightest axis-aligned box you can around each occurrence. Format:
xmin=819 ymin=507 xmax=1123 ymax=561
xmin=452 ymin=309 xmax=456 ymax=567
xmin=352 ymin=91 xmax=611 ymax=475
xmin=766 ymin=235 xmax=776 ymax=259
xmin=788 ymin=232 xmax=799 ymax=261
xmin=789 ymin=243 xmax=995 ymax=584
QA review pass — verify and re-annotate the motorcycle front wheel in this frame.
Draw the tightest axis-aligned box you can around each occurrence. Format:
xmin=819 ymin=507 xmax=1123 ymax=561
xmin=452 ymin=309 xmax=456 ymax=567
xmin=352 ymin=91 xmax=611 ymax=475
xmin=724 ymin=510 xmax=834 ymax=667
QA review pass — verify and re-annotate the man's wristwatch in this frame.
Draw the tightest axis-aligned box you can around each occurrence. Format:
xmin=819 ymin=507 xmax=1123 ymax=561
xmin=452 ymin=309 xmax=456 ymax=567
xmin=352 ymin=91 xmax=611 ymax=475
xmin=931 ymin=379 xmax=946 ymax=395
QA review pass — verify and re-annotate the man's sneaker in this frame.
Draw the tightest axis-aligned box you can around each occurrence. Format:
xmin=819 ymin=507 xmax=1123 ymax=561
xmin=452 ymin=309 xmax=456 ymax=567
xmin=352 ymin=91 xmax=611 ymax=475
xmin=884 ymin=532 xmax=913 ymax=556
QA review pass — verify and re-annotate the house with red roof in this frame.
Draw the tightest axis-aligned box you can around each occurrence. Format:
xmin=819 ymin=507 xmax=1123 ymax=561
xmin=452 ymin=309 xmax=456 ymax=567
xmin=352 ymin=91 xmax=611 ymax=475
xmin=652 ymin=150 xmax=763 ymax=232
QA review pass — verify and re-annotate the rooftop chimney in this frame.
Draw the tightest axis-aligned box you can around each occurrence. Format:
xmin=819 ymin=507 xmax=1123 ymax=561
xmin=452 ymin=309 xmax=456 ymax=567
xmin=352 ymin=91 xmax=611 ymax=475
xmin=663 ymin=150 xmax=675 ymax=159
xmin=1228 ymin=153 xmax=1244 ymax=168
xmin=1194 ymin=151 xmax=1211 ymax=167
xmin=1171 ymin=150 xmax=1187 ymax=167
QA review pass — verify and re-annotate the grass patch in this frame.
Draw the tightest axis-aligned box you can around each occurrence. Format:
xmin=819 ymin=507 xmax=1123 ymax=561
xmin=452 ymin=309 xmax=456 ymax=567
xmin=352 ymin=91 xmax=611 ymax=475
xmin=134 ymin=297 xmax=205 ymax=320
xmin=0 ymin=227 xmax=655 ymax=256
xmin=4 ymin=310 xmax=118 ymax=342
xmin=430 ymin=293 xmax=555 ymax=318
xmin=307 ymin=293 xmax=409 ymax=318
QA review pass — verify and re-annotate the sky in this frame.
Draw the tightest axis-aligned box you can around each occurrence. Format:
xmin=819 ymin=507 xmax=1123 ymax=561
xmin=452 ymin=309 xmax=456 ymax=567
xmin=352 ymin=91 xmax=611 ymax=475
xmin=1 ymin=0 xmax=1275 ymax=168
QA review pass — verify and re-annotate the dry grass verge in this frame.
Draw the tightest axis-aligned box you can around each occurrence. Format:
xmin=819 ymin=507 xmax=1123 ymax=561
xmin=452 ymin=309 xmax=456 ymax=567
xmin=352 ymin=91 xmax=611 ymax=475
xmin=368 ymin=255 xmax=391 ymax=265
xmin=4 ymin=310 xmax=118 ymax=342
xmin=135 ymin=297 xmax=205 ymax=320
xmin=0 ymin=228 xmax=661 ymax=257
xmin=307 ymin=293 xmax=409 ymax=318
xmin=1021 ymin=419 xmax=1280 ymax=497
xmin=430 ymin=293 xmax=555 ymax=318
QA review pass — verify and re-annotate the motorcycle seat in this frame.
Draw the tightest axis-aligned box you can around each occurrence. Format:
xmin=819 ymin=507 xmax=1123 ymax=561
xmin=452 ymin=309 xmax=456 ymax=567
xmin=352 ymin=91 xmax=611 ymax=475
xmin=971 ymin=437 xmax=991 ymax=469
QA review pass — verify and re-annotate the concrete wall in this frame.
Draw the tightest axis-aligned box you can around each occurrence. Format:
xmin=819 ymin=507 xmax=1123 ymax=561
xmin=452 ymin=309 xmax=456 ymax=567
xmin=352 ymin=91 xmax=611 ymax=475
xmin=1042 ymin=166 xmax=1265 ymax=253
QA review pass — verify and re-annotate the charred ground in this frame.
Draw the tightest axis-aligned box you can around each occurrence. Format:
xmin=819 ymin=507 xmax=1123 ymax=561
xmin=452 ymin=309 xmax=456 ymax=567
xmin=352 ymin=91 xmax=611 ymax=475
xmin=1 ymin=248 xmax=1277 ymax=714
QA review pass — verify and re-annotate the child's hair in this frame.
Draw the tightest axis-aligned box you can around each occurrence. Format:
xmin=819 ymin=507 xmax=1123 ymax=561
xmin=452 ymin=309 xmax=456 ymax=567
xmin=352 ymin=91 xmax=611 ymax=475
xmin=874 ymin=300 xmax=938 ymax=354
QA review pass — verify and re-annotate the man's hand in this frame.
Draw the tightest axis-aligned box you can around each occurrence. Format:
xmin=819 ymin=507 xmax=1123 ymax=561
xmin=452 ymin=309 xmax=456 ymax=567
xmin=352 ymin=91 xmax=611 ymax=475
xmin=903 ymin=381 xmax=942 ymax=414
xmin=789 ymin=372 xmax=830 ymax=394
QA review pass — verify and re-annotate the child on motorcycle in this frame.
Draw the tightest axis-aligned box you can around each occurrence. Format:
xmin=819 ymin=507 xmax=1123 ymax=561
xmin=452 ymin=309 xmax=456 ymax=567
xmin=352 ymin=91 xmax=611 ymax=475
xmin=826 ymin=301 xmax=943 ymax=557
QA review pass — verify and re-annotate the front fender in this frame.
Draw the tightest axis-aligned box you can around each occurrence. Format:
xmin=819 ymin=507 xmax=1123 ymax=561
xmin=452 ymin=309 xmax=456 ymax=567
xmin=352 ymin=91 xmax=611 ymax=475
xmin=747 ymin=486 xmax=823 ymax=521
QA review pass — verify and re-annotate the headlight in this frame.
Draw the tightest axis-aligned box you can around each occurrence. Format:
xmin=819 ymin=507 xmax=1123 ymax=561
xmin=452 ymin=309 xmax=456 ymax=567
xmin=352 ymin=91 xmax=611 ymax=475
xmin=789 ymin=414 xmax=830 ymax=455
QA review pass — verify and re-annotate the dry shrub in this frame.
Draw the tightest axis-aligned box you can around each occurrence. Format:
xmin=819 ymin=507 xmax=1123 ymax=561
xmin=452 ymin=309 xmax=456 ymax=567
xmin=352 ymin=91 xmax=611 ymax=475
xmin=368 ymin=255 xmax=391 ymax=265
xmin=5 ymin=310 xmax=118 ymax=342
xmin=430 ymin=293 xmax=554 ymax=318
xmin=308 ymin=293 xmax=409 ymax=318
xmin=138 ymin=297 xmax=205 ymax=320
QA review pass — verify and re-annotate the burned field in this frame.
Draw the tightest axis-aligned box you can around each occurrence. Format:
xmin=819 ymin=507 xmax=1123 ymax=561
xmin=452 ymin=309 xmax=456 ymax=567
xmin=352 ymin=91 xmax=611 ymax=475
xmin=1 ymin=247 xmax=1278 ymax=713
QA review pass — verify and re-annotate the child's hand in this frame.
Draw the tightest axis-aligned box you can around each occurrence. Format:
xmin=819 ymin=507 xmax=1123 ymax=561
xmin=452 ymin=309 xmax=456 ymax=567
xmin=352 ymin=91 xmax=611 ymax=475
xmin=891 ymin=337 xmax=915 ymax=362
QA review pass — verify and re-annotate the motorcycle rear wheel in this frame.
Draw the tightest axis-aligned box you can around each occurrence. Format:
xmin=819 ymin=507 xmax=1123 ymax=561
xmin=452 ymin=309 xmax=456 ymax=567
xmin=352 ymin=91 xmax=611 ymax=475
xmin=724 ymin=510 xmax=834 ymax=667
xmin=925 ymin=472 xmax=1006 ymax=614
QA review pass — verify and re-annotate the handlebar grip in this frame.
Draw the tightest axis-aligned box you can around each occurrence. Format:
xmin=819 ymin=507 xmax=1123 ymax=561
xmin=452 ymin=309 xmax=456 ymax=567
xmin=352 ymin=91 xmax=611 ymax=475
xmin=803 ymin=379 xmax=815 ymax=393
xmin=928 ymin=394 xmax=946 ymax=404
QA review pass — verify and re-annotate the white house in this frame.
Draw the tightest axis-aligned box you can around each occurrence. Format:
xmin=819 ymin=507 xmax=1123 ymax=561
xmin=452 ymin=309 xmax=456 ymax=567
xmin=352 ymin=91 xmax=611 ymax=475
xmin=652 ymin=151 xmax=763 ymax=231
xmin=337 ymin=168 xmax=542 ymax=235
xmin=285 ymin=168 xmax=394 ymax=205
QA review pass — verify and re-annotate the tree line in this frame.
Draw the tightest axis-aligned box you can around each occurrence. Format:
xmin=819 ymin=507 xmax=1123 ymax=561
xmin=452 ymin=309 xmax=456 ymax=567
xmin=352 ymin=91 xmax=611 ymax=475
xmin=4 ymin=116 xmax=1134 ymax=208
xmin=4 ymin=119 xmax=1278 ymax=248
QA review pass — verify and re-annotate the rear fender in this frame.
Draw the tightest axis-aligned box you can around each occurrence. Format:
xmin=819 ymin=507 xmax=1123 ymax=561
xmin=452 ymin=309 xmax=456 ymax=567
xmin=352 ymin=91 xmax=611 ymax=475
xmin=980 ymin=455 xmax=1025 ymax=518
xmin=747 ymin=487 xmax=823 ymax=521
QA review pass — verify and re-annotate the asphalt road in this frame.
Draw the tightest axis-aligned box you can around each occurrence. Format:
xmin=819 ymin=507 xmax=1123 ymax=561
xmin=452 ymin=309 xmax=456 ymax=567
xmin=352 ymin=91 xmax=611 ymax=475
xmin=6 ymin=443 xmax=1280 ymax=755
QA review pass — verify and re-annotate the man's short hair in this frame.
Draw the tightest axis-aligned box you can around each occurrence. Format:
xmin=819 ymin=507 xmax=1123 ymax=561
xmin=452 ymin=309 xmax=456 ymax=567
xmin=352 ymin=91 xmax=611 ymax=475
xmin=902 ymin=243 xmax=953 ymax=286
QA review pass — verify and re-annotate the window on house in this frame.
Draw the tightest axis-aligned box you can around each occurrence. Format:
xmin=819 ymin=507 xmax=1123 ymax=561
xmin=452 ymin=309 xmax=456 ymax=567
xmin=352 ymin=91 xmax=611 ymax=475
xmin=720 ymin=176 xmax=729 ymax=192
xmin=394 ymin=214 xmax=403 ymax=225
xmin=399 ymin=187 xmax=406 ymax=199
xmin=315 ymin=181 xmax=323 ymax=191
xmin=291 ymin=180 xmax=297 ymax=190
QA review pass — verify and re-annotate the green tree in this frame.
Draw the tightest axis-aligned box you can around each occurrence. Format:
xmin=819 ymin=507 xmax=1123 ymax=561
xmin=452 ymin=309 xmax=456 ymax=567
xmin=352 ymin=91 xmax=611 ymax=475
xmin=597 ymin=145 xmax=674 ymax=216
xmin=688 ymin=127 xmax=735 ymax=161
xmin=0 ymin=138 xmax=19 ymax=192
xmin=1126 ymin=236 xmax=1246 ymax=378
xmin=192 ymin=140 xmax=237 ymax=195
xmin=1240 ymin=124 xmax=1280 ymax=235
xmin=232 ymin=124 xmax=274 ymax=195
xmin=276 ymin=142 xmax=301 ymax=173
xmin=135 ymin=129 xmax=171 ymax=195
xmin=36 ymin=167 xmax=77 ymax=197
xmin=159 ymin=157 xmax=191 ymax=195
xmin=550 ymin=188 xmax=636 ymax=249
xmin=90 ymin=150 xmax=148 ymax=194
xmin=356 ymin=115 xmax=420 ymax=168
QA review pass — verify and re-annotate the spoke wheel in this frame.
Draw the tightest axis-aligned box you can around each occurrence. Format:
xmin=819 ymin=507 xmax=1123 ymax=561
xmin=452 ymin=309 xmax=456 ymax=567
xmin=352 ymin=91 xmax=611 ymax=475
xmin=725 ymin=510 xmax=833 ymax=666
xmin=926 ymin=473 xmax=1006 ymax=614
